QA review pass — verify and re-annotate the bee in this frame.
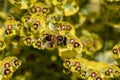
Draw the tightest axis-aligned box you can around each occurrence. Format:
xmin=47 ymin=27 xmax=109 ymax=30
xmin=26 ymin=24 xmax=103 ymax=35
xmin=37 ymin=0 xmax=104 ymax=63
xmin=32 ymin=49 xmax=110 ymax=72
xmin=43 ymin=33 xmax=67 ymax=48
xmin=56 ymin=35 xmax=67 ymax=46
xmin=43 ymin=34 xmax=56 ymax=48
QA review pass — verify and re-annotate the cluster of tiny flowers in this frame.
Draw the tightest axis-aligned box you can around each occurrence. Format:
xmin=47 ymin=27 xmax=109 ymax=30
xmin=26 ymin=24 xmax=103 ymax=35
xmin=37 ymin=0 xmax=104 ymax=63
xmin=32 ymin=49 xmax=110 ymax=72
xmin=63 ymin=58 xmax=120 ymax=80
xmin=1 ymin=0 xmax=102 ymax=55
xmin=0 ymin=57 xmax=21 ymax=80
xmin=0 ymin=0 xmax=119 ymax=80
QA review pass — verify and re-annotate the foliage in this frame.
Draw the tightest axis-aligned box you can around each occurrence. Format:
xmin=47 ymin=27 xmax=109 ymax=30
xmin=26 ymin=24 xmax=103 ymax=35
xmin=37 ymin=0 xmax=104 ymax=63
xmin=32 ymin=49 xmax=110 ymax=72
xmin=0 ymin=0 xmax=120 ymax=80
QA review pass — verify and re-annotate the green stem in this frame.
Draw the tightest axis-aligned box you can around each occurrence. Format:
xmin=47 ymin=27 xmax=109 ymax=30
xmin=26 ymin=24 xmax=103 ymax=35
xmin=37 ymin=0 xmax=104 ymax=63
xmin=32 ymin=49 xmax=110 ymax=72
xmin=3 ymin=0 xmax=7 ymax=13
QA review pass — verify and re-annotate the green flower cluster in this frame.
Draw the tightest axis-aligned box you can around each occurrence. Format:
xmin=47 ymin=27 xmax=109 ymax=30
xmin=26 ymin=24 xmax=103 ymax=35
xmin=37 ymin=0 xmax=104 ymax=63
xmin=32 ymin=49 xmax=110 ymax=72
xmin=0 ymin=56 xmax=21 ymax=80
xmin=0 ymin=0 xmax=120 ymax=80
xmin=113 ymin=43 xmax=120 ymax=65
xmin=63 ymin=58 xmax=120 ymax=80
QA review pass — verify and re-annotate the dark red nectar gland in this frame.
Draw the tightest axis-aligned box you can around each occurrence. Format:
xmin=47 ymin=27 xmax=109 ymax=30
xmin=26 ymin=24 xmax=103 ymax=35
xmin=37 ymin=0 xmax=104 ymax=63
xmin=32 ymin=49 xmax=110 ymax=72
xmin=82 ymin=71 xmax=86 ymax=77
xmin=70 ymin=38 xmax=75 ymax=44
xmin=91 ymin=72 xmax=97 ymax=77
xmin=14 ymin=60 xmax=19 ymax=66
xmin=108 ymin=68 xmax=112 ymax=73
xmin=4 ymin=63 xmax=10 ymax=68
xmin=115 ymin=71 xmax=120 ymax=75
xmin=105 ymin=71 xmax=110 ymax=76
xmin=76 ymin=66 xmax=81 ymax=72
xmin=5 ymin=29 xmax=12 ymax=35
xmin=113 ymin=49 xmax=118 ymax=55
xmin=8 ymin=16 xmax=13 ymax=20
xmin=65 ymin=60 xmax=70 ymax=66
xmin=4 ymin=69 xmax=11 ymax=75
xmin=33 ymin=23 xmax=39 ymax=30
xmin=36 ymin=7 xmax=41 ymax=12
xmin=66 ymin=25 xmax=71 ymax=30
xmin=26 ymin=38 xmax=32 ymax=44
xmin=73 ymin=42 xmax=80 ymax=48
xmin=60 ymin=25 xmax=66 ymax=30
xmin=96 ymin=77 xmax=102 ymax=80
xmin=31 ymin=7 xmax=36 ymax=13
xmin=35 ymin=41 xmax=41 ymax=47
xmin=75 ymin=62 xmax=80 ymax=67
xmin=7 ymin=25 xmax=13 ymax=30
xmin=42 ymin=8 xmax=48 ymax=13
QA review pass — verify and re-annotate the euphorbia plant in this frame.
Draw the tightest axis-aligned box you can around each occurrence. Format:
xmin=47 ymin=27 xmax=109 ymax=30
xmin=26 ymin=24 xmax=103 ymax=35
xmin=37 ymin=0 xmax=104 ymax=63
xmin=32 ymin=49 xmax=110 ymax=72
xmin=0 ymin=0 xmax=120 ymax=80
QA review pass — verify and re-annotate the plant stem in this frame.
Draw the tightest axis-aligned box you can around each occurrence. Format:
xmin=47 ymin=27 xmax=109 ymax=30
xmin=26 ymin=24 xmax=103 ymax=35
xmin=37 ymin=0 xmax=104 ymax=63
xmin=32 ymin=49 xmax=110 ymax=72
xmin=3 ymin=0 xmax=7 ymax=13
